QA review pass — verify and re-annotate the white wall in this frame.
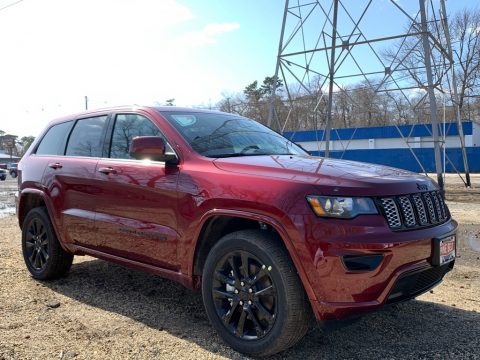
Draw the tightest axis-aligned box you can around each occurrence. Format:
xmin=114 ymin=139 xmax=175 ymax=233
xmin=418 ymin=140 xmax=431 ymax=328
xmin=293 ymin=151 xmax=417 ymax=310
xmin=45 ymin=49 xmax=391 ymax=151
xmin=300 ymin=135 xmax=471 ymax=152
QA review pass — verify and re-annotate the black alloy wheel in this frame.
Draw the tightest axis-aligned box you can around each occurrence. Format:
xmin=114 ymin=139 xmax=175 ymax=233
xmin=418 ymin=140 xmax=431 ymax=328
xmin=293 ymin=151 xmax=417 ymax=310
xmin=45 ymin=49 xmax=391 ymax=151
xmin=202 ymin=229 xmax=312 ymax=356
xmin=24 ymin=217 xmax=50 ymax=271
xmin=22 ymin=207 xmax=73 ymax=280
xmin=212 ymin=250 xmax=277 ymax=340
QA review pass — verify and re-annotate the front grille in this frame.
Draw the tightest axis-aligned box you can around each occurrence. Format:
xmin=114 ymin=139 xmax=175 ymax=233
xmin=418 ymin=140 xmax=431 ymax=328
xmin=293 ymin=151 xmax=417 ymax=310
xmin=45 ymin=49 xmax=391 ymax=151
xmin=378 ymin=191 xmax=449 ymax=231
xmin=386 ymin=263 xmax=452 ymax=304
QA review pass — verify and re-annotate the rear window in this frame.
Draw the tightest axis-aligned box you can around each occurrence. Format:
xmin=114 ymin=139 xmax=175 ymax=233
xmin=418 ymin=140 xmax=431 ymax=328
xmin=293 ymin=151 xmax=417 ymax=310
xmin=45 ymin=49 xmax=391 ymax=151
xmin=36 ymin=121 xmax=74 ymax=155
xmin=66 ymin=116 xmax=108 ymax=157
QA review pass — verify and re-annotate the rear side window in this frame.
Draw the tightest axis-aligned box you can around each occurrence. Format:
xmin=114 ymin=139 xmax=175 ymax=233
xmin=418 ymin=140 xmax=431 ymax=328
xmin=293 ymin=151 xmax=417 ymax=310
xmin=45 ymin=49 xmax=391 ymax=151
xmin=66 ymin=116 xmax=108 ymax=157
xmin=36 ymin=121 xmax=74 ymax=155
xmin=109 ymin=114 xmax=172 ymax=159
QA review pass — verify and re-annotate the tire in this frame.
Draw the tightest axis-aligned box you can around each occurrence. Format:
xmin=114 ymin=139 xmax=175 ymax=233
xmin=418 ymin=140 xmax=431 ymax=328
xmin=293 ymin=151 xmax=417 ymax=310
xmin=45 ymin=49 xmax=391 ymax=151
xmin=22 ymin=207 xmax=74 ymax=280
xmin=202 ymin=229 xmax=312 ymax=356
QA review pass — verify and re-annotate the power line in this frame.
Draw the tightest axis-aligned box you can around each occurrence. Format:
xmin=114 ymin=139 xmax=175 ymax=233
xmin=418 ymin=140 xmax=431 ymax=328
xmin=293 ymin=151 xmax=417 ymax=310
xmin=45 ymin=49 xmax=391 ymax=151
xmin=0 ymin=0 xmax=25 ymax=13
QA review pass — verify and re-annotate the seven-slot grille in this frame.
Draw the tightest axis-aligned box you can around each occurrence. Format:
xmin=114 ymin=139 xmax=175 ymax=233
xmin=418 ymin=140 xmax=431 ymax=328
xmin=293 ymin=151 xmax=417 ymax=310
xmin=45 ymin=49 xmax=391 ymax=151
xmin=379 ymin=191 xmax=449 ymax=231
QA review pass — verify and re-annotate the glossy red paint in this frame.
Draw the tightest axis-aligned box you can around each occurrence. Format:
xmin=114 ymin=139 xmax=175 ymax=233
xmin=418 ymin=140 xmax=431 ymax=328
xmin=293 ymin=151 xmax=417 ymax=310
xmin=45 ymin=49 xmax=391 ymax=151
xmin=17 ymin=106 xmax=457 ymax=321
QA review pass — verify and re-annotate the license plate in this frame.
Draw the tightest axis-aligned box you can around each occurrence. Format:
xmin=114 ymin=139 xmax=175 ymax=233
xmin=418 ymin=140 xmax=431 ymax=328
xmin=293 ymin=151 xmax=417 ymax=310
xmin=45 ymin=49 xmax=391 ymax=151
xmin=432 ymin=235 xmax=456 ymax=266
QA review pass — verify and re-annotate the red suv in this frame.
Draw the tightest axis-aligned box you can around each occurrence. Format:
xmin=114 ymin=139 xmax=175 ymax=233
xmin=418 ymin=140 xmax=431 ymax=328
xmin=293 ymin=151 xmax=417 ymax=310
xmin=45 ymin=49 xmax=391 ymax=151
xmin=16 ymin=106 xmax=457 ymax=356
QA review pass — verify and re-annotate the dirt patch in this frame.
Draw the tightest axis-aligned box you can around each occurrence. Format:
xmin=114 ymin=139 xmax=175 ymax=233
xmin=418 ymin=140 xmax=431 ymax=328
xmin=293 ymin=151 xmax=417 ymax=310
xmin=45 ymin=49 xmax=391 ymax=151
xmin=1 ymin=175 xmax=479 ymax=359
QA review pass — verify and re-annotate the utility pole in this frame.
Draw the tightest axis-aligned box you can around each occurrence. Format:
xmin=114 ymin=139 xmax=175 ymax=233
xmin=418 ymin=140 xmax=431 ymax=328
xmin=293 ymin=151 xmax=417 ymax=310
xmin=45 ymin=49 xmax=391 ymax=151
xmin=85 ymin=96 xmax=88 ymax=110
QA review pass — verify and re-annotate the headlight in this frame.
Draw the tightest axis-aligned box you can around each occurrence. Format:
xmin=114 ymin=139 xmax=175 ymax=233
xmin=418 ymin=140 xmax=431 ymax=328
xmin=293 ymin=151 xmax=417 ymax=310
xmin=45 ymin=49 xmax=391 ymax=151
xmin=306 ymin=195 xmax=378 ymax=218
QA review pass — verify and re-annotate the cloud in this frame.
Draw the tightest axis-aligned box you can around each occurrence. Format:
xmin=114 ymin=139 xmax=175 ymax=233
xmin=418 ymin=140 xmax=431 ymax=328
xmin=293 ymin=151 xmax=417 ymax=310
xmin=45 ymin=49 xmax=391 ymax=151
xmin=175 ymin=22 xmax=240 ymax=48
xmin=0 ymin=1 xmax=242 ymax=137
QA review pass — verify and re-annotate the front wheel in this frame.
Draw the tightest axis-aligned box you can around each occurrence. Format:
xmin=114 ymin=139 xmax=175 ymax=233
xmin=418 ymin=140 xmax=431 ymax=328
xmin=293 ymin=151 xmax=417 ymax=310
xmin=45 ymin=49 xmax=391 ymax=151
xmin=22 ymin=207 xmax=74 ymax=280
xmin=202 ymin=230 xmax=312 ymax=356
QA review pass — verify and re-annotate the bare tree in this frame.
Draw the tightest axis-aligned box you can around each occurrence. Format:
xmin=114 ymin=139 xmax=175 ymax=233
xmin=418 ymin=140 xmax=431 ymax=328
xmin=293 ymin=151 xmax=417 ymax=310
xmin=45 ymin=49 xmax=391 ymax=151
xmin=450 ymin=7 xmax=480 ymax=118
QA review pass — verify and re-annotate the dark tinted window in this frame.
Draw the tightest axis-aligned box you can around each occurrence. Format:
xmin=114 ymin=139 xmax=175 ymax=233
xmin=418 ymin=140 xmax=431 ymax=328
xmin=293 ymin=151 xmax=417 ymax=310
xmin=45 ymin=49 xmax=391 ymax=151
xmin=36 ymin=121 xmax=74 ymax=155
xmin=66 ymin=116 xmax=108 ymax=157
xmin=161 ymin=111 xmax=307 ymax=158
xmin=110 ymin=114 xmax=172 ymax=159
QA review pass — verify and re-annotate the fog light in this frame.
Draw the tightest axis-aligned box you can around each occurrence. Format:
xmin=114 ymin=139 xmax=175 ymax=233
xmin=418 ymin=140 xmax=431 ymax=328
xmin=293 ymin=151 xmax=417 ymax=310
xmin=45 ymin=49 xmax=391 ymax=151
xmin=342 ymin=254 xmax=384 ymax=271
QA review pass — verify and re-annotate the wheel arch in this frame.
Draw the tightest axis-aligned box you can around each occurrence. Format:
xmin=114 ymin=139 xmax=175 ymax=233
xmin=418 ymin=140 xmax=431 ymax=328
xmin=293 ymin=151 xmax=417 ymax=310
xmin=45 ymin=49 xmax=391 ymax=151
xmin=189 ymin=209 xmax=317 ymax=302
xmin=17 ymin=189 xmax=49 ymax=229
xmin=18 ymin=189 xmax=72 ymax=253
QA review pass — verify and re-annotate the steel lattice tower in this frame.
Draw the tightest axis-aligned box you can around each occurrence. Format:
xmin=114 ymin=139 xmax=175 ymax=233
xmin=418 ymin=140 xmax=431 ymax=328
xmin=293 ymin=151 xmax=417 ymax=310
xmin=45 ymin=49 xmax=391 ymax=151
xmin=268 ymin=0 xmax=471 ymax=191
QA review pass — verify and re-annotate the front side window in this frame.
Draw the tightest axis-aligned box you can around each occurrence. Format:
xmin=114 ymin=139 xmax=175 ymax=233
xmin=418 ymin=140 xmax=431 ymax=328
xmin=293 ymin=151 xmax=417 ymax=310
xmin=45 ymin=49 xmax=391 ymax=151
xmin=36 ymin=121 xmax=74 ymax=155
xmin=160 ymin=111 xmax=307 ymax=158
xmin=109 ymin=114 xmax=172 ymax=159
xmin=66 ymin=116 xmax=108 ymax=157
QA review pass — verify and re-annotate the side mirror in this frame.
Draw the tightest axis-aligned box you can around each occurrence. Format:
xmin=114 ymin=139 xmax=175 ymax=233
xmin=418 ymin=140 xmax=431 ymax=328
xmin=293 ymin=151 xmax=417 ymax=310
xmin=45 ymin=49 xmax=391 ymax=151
xmin=129 ymin=136 xmax=179 ymax=165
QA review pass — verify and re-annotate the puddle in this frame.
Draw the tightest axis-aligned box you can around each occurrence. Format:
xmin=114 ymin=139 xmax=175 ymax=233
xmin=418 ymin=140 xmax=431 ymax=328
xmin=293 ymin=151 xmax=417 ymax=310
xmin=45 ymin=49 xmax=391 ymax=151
xmin=0 ymin=206 xmax=16 ymax=218
xmin=467 ymin=234 xmax=480 ymax=252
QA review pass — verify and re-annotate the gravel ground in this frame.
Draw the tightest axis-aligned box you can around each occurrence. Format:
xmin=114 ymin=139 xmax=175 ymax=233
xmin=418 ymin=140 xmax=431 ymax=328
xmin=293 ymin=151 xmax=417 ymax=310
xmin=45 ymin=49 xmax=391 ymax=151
xmin=1 ymin=174 xmax=479 ymax=360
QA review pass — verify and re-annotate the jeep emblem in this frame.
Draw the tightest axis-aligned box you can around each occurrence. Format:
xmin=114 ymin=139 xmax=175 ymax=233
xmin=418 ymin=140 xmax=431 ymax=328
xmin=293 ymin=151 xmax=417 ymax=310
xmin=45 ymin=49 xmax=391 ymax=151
xmin=416 ymin=183 xmax=428 ymax=191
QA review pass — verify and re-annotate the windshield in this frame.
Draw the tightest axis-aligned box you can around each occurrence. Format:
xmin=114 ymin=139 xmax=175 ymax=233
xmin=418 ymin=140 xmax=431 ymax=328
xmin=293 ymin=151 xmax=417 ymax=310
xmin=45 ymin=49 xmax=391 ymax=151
xmin=160 ymin=111 xmax=308 ymax=158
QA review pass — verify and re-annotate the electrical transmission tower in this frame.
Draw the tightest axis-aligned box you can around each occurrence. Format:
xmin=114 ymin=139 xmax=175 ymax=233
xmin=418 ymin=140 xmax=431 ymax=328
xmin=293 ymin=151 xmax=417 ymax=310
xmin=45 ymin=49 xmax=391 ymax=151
xmin=268 ymin=0 xmax=471 ymax=191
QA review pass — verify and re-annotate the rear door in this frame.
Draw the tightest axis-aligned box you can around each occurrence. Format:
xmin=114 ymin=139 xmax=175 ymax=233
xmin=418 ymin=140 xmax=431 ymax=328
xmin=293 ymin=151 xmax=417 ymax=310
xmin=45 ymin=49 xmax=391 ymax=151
xmin=93 ymin=112 xmax=180 ymax=269
xmin=42 ymin=115 xmax=109 ymax=247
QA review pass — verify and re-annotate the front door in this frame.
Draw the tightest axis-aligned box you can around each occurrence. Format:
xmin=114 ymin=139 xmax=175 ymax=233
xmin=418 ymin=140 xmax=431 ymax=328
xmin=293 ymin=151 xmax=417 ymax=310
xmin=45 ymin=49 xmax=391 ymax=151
xmin=93 ymin=113 xmax=180 ymax=269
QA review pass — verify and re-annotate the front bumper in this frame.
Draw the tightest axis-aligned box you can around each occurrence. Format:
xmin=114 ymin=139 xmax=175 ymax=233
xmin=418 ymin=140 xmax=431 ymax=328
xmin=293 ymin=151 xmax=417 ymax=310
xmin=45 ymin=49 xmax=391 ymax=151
xmin=291 ymin=214 xmax=458 ymax=320
xmin=310 ymin=260 xmax=454 ymax=320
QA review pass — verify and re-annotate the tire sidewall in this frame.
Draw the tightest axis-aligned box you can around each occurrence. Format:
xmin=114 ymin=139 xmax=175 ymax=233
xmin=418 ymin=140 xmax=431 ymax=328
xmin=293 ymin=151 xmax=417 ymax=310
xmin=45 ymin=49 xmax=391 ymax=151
xmin=202 ymin=232 xmax=291 ymax=355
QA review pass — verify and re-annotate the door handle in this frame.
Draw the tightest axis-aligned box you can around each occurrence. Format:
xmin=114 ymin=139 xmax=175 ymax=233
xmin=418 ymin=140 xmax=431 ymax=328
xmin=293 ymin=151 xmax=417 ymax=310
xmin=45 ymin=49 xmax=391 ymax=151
xmin=98 ymin=167 xmax=117 ymax=175
xmin=48 ymin=162 xmax=63 ymax=169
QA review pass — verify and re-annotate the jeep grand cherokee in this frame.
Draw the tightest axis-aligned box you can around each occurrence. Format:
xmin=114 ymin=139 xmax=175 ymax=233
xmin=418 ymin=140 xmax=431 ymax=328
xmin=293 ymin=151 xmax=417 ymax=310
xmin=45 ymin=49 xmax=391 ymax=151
xmin=16 ymin=106 xmax=456 ymax=356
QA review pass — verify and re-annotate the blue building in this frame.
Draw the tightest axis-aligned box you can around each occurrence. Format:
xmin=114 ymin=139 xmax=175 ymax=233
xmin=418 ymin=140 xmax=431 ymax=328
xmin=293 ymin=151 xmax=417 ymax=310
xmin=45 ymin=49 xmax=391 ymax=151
xmin=284 ymin=121 xmax=480 ymax=173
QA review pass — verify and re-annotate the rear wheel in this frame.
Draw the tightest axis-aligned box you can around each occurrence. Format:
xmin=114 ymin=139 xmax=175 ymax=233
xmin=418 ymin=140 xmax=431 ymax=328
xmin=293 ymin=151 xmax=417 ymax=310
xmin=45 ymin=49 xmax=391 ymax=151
xmin=202 ymin=229 xmax=311 ymax=356
xmin=22 ymin=207 xmax=73 ymax=280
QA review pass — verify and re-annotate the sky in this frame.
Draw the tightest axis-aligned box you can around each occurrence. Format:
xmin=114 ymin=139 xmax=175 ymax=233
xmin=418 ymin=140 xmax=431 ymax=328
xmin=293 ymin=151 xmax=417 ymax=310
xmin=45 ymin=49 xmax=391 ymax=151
xmin=0 ymin=0 xmax=478 ymax=138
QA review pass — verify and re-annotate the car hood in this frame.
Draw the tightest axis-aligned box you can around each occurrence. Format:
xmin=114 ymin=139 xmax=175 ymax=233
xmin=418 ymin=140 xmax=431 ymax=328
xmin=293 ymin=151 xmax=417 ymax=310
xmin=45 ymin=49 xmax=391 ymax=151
xmin=212 ymin=155 xmax=437 ymax=196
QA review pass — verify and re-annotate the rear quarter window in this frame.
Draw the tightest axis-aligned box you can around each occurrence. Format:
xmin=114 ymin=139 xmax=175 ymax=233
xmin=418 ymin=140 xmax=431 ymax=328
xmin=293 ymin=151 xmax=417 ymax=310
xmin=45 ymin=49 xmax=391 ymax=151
xmin=35 ymin=121 xmax=74 ymax=155
xmin=66 ymin=116 xmax=108 ymax=157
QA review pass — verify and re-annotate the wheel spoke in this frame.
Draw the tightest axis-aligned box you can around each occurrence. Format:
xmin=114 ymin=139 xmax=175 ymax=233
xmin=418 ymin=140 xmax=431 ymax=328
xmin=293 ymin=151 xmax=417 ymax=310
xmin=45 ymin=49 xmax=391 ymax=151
xmin=254 ymin=285 xmax=275 ymax=298
xmin=32 ymin=220 xmax=39 ymax=235
xmin=29 ymin=249 xmax=37 ymax=263
xmin=26 ymin=230 xmax=35 ymax=241
xmin=251 ymin=267 xmax=268 ymax=286
xmin=38 ymin=251 xmax=45 ymax=268
xmin=25 ymin=241 xmax=35 ymax=249
xmin=33 ymin=250 xmax=41 ymax=269
xmin=228 ymin=256 xmax=241 ymax=282
xmin=254 ymin=300 xmax=275 ymax=324
xmin=212 ymin=288 xmax=233 ymax=300
xmin=38 ymin=230 xmax=47 ymax=241
xmin=40 ymin=248 xmax=49 ymax=262
xmin=215 ymin=271 xmax=235 ymax=286
xmin=222 ymin=300 xmax=239 ymax=325
xmin=37 ymin=222 xmax=44 ymax=236
xmin=236 ymin=310 xmax=247 ymax=337
xmin=241 ymin=252 xmax=249 ymax=278
xmin=246 ymin=307 xmax=264 ymax=337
